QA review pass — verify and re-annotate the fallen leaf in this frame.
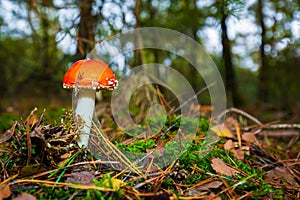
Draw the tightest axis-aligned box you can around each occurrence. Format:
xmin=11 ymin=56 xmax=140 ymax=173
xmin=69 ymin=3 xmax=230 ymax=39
xmin=210 ymin=124 xmax=233 ymax=138
xmin=25 ymin=108 xmax=39 ymax=129
xmin=211 ymin=158 xmax=239 ymax=176
xmin=242 ymin=145 xmax=250 ymax=155
xmin=0 ymin=122 xmax=16 ymax=143
xmin=0 ymin=184 xmax=11 ymax=199
xmin=266 ymin=167 xmax=299 ymax=186
xmin=12 ymin=193 xmax=36 ymax=200
xmin=231 ymin=149 xmax=244 ymax=161
xmin=197 ymin=180 xmax=223 ymax=191
xmin=146 ymin=137 xmax=165 ymax=159
xmin=102 ymin=178 xmax=124 ymax=190
xmin=242 ymin=132 xmax=257 ymax=144
xmin=66 ymin=171 xmax=95 ymax=185
xmin=155 ymin=137 xmax=165 ymax=157
xmin=224 ymin=140 xmax=245 ymax=160
xmin=60 ymin=152 xmax=73 ymax=159
xmin=224 ymin=139 xmax=234 ymax=150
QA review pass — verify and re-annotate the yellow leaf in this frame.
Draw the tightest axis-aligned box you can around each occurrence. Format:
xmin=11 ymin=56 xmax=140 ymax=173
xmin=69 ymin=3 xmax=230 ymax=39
xmin=210 ymin=124 xmax=233 ymax=138
xmin=103 ymin=178 xmax=124 ymax=190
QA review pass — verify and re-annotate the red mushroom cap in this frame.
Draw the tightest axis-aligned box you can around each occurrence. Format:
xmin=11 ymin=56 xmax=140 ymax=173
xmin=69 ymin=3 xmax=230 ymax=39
xmin=62 ymin=59 xmax=118 ymax=90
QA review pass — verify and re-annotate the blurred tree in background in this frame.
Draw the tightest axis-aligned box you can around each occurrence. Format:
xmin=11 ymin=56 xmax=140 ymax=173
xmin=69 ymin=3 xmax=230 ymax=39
xmin=0 ymin=0 xmax=66 ymax=111
xmin=0 ymin=0 xmax=299 ymax=121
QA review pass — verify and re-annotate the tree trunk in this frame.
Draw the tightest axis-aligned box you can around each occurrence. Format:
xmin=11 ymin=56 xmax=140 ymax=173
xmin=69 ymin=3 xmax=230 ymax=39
xmin=133 ymin=0 xmax=144 ymax=66
xmin=75 ymin=0 xmax=96 ymax=59
xmin=220 ymin=7 xmax=240 ymax=107
xmin=258 ymin=0 xmax=268 ymax=103
xmin=131 ymin=0 xmax=159 ymax=123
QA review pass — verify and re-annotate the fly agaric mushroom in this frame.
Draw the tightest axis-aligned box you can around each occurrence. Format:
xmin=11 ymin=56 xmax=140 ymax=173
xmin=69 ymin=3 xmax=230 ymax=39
xmin=63 ymin=59 xmax=118 ymax=147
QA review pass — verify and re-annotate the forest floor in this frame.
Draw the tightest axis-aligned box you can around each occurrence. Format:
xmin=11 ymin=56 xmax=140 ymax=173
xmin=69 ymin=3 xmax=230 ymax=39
xmin=0 ymin=106 xmax=299 ymax=200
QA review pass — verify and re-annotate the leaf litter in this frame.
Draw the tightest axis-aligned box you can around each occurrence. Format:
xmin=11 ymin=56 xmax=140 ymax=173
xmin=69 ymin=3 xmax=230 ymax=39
xmin=0 ymin=106 xmax=299 ymax=199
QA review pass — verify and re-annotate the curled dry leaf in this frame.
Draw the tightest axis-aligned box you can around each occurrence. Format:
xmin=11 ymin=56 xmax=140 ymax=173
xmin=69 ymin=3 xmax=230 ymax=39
xmin=223 ymin=140 xmax=245 ymax=160
xmin=211 ymin=158 xmax=239 ymax=176
xmin=60 ymin=152 xmax=73 ymax=160
xmin=231 ymin=149 xmax=245 ymax=161
xmin=0 ymin=122 xmax=16 ymax=143
xmin=0 ymin=184 xmax=11 ymax=199
xmin=224 ymin=139 xmax=234 ymax=150
xmin=242 ymin=132 xmax=257 ymax=144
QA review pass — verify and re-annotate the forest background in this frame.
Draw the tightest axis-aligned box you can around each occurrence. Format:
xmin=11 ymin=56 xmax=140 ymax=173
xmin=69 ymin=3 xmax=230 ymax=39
xmin=0 ymin=0 xmax=299 ymax=124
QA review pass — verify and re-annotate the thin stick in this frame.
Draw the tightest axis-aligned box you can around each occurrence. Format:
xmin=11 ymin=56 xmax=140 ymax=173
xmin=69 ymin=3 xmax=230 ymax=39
xmin=91 ymin=121 xmax=145 ymax=178
xmin=216 ymin=107 xmax=262 ymax=125
xmin=233 ymin=120 xmax=242 ymax=149
xmin=12 ymin=179 xmax=115 ymax=191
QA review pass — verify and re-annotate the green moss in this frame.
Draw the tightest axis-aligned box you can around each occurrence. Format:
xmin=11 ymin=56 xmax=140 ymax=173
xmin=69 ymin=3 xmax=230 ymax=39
xmin=118 ymin=139 xmax=156 ymax=153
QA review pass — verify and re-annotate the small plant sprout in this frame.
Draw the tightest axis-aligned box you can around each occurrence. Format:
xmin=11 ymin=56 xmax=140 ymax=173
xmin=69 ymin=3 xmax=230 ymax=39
xmin=62 ymin=59 xmax=118 ymax=147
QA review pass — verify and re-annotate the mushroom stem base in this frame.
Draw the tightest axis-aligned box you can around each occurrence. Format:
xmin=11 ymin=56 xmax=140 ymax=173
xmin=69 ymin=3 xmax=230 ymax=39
xmin=74 ymin=89 xmax=96 ymax=148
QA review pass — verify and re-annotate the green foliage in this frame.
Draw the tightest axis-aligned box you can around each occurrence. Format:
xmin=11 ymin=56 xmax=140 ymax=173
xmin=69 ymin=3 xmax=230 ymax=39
xmin=0 ymin=0 xmax=299 ymax=118
xmin=0 ymin=112 xmax=19 ymax=131
xmin=219 ymin=0 xmax=245 ymax=17
xmin=92 ymin=173 xmax=123 ymax=199
xmin=35 ymin=186 xmax=79 ymax=200
xmin=1 ymin=109 xmax=293 ymax=199
xmin=48 ymin=150 xmax=81 ymax=180
xmin=0 ymin=38 xmax=36 ymax=95
xmin=44 ymin=108 xmax=70 ymax=125
xmin=176 ymin=141 xmax=284 ymax=198
xmin=118 ymin=139 xmax=156 ymax=153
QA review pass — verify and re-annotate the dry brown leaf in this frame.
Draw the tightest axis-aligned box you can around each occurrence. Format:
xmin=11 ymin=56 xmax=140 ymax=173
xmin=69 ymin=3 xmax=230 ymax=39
xmin=65 ymin=171 xmax=95 ymax=185
xmin=224 ymin=140 xmax=245 ymax=160
xmin=12 ymin=193 xmax=36 ymax=200
xmin=196 ymin=180 xmax=223 ymax=191
xmin=0 ymin=184 xmax=11 ymax=200
xmin=0 ymin=122 xmax=16 ymax=143
xmin=224 ymin=139 xmax=234 ymax=150
xmin=211 ymin=158 xmax=239 ymax=176
xmin=242 ymin=132 xmax=257 ymax=144
xmin=210 ymin=124 xmax=233 ymax=138
xmin=25 ymin=111 xmax=39 ymax=129
xmin=155 ymin=137 xmax=165 ymax=157
xmin=231 ymin=149 xmax=244 ymax=161
xmin=60 ymin=152 xmax=73 ymax=159
xmin=146 ymin=137 xmax=165 ymax=158
xmin=266 ymin=167 xmax=299 ymax=186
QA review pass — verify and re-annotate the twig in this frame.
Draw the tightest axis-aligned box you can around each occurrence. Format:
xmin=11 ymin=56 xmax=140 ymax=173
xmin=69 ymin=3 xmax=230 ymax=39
xmin=254 ymin=123 xmax=300 ymax=136
xmin=91 ymin=121 xmax=146 ymax=178
xmin=25 ymin=107 xmax=38 ymax=166
xmin=27 ymin=160 xmax=119 ymax=180
xmin=262 ymin=124 xmax=300 ymax=130
xmin=233 ymin=120 xmax=242 ymax=149
xmin=11 ymin=179 xmax=115 ymax=192
xmin=216 ymin=107 xmax=262 ymax=125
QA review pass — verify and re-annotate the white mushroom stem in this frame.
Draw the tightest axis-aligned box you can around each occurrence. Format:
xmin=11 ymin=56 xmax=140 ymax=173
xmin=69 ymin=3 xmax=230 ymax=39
xmin=74 ymin=89 xmax=96 ymax=148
